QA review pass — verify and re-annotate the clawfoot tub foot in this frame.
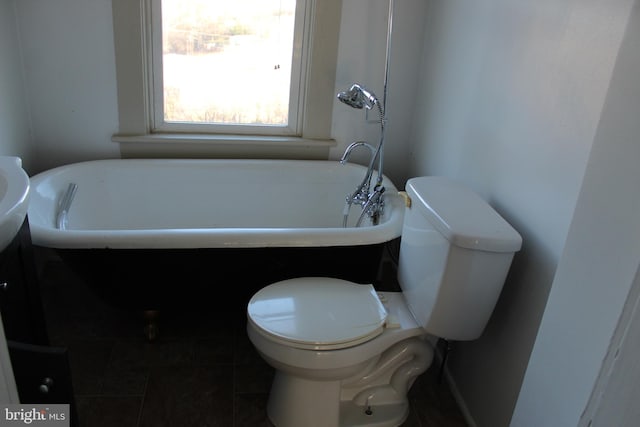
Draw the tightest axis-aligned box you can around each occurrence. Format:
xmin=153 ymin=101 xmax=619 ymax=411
xmin=143 ymin=310 xmax=160 ymax=341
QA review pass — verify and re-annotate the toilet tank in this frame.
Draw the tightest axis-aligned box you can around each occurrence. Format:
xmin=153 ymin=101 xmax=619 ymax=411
xmin=398 ymin=177 xmax=522 ymax=341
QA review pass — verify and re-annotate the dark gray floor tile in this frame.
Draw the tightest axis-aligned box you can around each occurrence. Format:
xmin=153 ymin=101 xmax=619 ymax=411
xmin=109 ymin=340 xmax=195 ymax=369
xmin=409 ymin=367 xmax=469 ymax=427
xmin=67 ymin=340 xmax=114 ymax=395
xmin=159 ymin=310 xmax=238 ymax=340
xmin=76 ymin=396 xmax=142 ymax=427
xmin=101 ymin=364 xmax=149 ymax=396
xmin=194 ymin=338 xmax=235 ymax=365
xmin=234 ymin=327 xmax=263 ymax=365
xmin=234 ymin=362 xmax=274 ymax=394
xmin=234 ymin=393 xmax=274 ymax=427
xmin=139 ymin=365 xmax=233 ymax=427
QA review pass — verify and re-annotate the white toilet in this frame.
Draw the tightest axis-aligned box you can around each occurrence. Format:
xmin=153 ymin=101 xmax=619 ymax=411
xmin=247 ymin=176 xmax=522 ymax=427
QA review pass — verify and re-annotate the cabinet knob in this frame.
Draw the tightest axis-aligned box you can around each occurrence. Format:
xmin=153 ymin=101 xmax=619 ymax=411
xmin=39 ymin=377 xmax=54 ymax=394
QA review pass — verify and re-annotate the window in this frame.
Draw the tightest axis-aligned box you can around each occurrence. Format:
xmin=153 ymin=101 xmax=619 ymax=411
xmin=153 ymin=0 xmax=302 ymax=135
xmin=111 ymin=0 xmax=340 ymax=156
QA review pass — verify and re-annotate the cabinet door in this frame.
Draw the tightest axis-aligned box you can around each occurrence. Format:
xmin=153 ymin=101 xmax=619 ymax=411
xmin=0 ymin=235 xmax=30 ymax=341
xmin=0 ymin=219 xmax=48 ymax=345
xmin=8 ymin=341 xmax=78 ymax=427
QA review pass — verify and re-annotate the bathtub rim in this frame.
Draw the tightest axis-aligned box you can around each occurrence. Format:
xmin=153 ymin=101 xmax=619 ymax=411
xmin=28 ymin=159 xmax=405 ymax=249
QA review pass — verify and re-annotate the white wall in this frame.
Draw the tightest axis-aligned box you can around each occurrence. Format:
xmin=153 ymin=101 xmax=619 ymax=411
xmin=331 ymin=0 xmax=427 ymax=187
xmin=14 ymin=0 xmax=120 ymax=174
xmin=407 ymin=0 xmax=635 ymax=426
xmin=0 ymin=0 xmax=34 ymax=172
xmin=12 ymin=0 xmax=425 ymax=184
xmin=513 ymin=2 xmax=640 ymax=424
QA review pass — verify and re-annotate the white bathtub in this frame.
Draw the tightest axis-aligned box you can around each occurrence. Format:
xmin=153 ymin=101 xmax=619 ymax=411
xmin=27 ymin=159 xmax=404 ymax=309
xmin=28 ymin=159 xmax=404 ymax=249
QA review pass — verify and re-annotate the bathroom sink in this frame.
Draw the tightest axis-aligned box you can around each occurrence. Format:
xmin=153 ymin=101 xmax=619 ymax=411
xmin=0 ymin=157 xmax=30 ymax=252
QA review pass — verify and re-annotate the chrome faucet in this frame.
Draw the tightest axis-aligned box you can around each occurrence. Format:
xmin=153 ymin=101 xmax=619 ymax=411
xmin=340 ymin=141 xmax=377 ymax=208
xmin=337 ymin=84 xmax=387 ymax=227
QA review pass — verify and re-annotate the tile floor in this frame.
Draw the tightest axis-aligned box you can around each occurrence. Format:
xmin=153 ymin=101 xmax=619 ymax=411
xmin=36 ymin=251 xmax=468 ymax=427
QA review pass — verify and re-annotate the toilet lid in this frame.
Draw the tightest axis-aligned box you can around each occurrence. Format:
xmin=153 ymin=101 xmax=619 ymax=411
xmin=248 ymin=277 xmax=388 ymax=350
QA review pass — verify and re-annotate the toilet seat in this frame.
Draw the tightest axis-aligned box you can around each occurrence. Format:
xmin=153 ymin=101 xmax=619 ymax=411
xmin=248 ymin=277 xmax=388 ymax=350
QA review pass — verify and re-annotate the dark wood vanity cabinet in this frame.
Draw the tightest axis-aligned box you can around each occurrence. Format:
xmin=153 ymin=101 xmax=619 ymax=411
xmin=0 ymin=219 xmax=48 ymax=345
xmin=0 ymin=218 xmax=77 ymax=426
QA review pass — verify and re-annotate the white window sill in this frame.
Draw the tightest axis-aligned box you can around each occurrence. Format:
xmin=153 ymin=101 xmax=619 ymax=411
xmin=113 ymin=133 xmax=336 ymax=160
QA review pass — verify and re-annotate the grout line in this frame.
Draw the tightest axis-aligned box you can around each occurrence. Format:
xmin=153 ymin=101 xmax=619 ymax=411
xmin=75 ymin=393 xmax=146 ymax=398
xmin=135 ymin=367 xmax=150 ymax=427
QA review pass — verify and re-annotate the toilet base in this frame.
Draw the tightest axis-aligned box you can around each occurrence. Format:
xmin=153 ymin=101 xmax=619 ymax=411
xmin=339 ymin=401 xmax=409 ymax=427
xmin=265 ymin=337 xmax=434 ymax=427
xmin=267 ymin=372 xmax=341 ymax=427
xmin=266 ymin=372 xmax=410 ymax=427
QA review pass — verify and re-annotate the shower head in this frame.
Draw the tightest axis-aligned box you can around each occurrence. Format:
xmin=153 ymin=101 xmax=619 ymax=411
xmin=337 ymin=84 xmax=379 ymax=110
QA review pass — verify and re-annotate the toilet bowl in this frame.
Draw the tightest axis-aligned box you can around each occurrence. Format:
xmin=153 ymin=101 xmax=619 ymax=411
xmin=247 ymin=177 xmax=523 ymax=427
xmin=248 ymin=279 xmax=432 ymax=427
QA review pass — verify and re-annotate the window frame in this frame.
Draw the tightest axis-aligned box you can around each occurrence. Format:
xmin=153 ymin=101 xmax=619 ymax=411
xmin=111 ymin=0 xmax=339 ymax=157
xmin=149 ymin=0 xmax=307 ymax=136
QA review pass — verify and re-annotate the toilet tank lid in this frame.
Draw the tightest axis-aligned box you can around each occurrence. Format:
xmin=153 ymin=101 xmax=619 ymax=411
xmin=406 ymin=177 xmax=522 ymax=253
